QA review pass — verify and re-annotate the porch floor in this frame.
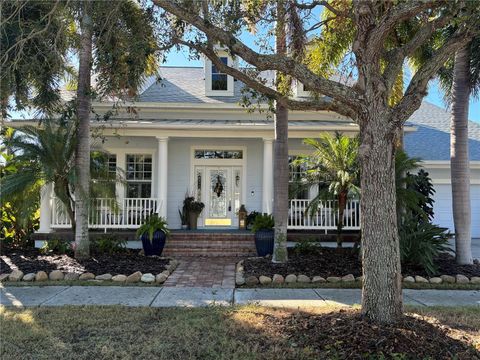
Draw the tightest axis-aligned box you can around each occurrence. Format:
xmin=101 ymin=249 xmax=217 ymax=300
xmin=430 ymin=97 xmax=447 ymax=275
xmin=163 ymin=257 xmax=239 ymax=288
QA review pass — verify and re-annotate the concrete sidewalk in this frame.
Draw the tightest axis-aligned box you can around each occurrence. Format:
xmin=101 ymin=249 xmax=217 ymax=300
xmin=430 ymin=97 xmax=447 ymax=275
xmin=1 ymin=286 xmax=479 ymax=308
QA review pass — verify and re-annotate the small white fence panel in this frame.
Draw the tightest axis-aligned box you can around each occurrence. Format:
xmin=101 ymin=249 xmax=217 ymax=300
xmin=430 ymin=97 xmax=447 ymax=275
xmin=51 ymin=198 xmax=161 ymax=229
xmin=288 ymin=199 xmax=361 ymax=231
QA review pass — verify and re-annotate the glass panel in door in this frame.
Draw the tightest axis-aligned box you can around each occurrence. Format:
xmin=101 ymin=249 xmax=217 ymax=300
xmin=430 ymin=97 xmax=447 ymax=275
xmin=205 ymin=168 xmax=231 ymax=226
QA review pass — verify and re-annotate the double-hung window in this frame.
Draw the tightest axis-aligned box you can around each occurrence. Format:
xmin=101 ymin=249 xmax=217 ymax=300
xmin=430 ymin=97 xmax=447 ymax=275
xmin=211 ymin=57 xmax=228 ymax=91
xmin=126 ymin=154 xmax=152 ymax=198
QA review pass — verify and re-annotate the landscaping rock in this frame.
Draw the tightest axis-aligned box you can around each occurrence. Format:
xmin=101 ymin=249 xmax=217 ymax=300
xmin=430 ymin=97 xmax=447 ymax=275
xmin=64 ymin=273 xmax=80 ymax=281
xmin=245 ymin=276 xmax=259 ymax=286
xmin=415 ymin=276 xmax=429 ymax=284
xmin=35 ymin=271 xmax=48 ymax=281
xmin=155 ymin=273 xmax=168 ymax=284
xmin=126 ymin=271 xmax=142 ymax=283
xmin=297 ymin=275 xmax=311 ymax=283
xmin=440 ymin=275 xmax=456 ymax=283
xmin=456 ymin=274 xmax=469 ymax=284
xmin=0 ymin=273 xmax=10 ymax=282
xmin=429 ymin=277 xmax=442 ymax=284
xmin=112 ymin=274 xmax=127 ymax=282
xmin=235 ymin=274 xmax=245 ymax=286
xmin=95 ymin=274 xmax=112 ymax=281
xmin=285 ymin=274 xmax=297 ymax=283
xmin=165 ymin=263 xmax=175 ymax=272
xmin=9 ymin=270 xmax=24 ymax=282
xmin=342 ymin=274 xmax=355 ymax=282
xmin=326 ymin=276 xmax=341 ymax=283
xmin=312 ymin=276 xmax=326 ymax=283
xmin=161 ymin=270 xmax=171 ymax=277
xmin=272 ymin=274 xmax=285 ymax=284
xmin=470 ymin=276 xmax=480 ymax=284
xmin=141 ymin=273 xmax=155 ymax=283
xmin=22 ymin=273 xmax=36 ymax=282
xmin=355 ymin=276 xmax=364 ymax=282
xmin=403 ymin=276 xmax=415 ymax=283
xmin=259 ymin=275 xmax=272 ymax=285
xmin=49 ymin=270 xmax=64 ymax=281
xmin=79 ymin=272 xmax=95 ymax=281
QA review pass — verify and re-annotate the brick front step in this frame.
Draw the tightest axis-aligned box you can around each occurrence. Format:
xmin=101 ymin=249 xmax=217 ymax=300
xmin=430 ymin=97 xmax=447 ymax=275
xmin=164 ymin=232 xmax=256 ymax=257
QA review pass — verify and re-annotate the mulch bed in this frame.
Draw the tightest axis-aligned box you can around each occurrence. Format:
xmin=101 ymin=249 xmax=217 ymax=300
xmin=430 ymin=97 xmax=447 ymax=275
xmin=272 ymin=309 xmax=479 ymax=359
xmin=0 ymin=247 xmax=169 ymax=275
xmin=243 ymin=248 xmax=480 ymax=278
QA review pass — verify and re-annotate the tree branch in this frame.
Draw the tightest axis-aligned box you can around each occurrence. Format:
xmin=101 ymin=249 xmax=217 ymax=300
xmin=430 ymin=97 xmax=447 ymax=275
xmin=173 ymin=38 xmax=356 ymax=119
xmin=153 ymin=0 xmax=361 ymax=110
xmin=392 ymin=29 xmax=476 ymax=128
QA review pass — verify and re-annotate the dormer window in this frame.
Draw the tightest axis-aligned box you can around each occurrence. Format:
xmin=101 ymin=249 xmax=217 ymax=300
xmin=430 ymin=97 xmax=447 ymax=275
xmin=212 ymin=57 xmax=228 ymax=91
xmin=295 ymin=80 xmax=312 ymax=98
xmin=204 ymin=51 xmax=235 ymax=97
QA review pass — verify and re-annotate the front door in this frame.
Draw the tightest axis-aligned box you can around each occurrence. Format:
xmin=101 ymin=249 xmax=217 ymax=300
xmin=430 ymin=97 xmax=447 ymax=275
xmin=195 ymin=166 xmax=242 ymax=227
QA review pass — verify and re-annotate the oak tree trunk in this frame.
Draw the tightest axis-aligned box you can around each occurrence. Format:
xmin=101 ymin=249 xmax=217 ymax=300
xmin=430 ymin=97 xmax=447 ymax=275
xmin=74 ymin=3 xmax=93 ymax=260
xmin=451 ymin=45 xmax=472 ymax=265
xmin=272 ymin=0 xmax=288 ymax=263
xmin=359 ymin=115 xmax=403 ymax=324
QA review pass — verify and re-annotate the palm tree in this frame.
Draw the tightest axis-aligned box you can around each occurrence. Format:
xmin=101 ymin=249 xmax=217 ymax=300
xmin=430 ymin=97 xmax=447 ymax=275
xmin=1 ymin=118 xmax=120 ymax=231
xmin=2 ymin=0 xmax=159 ymax=259
xmin=446 ymin=40 xmax=479 ymax=265
xmin=296 ymin=132 xmax=360 ymax=247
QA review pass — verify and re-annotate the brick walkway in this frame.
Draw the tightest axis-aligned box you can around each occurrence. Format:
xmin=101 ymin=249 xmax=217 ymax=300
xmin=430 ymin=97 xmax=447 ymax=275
xmin=163 ymin=257 xmax=240 ymax=288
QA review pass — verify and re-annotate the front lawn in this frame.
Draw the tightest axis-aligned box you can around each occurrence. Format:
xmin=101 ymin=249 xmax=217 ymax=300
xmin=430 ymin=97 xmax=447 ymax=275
xmin=1 ymin=305 xmax=478 ymax=359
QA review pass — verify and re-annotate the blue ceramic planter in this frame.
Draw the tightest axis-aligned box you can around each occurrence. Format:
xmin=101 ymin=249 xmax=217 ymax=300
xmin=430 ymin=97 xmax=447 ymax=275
xmin=140 ymin=230 xmax=166 ymax=256
xmin=254 ymin=229 xmax=274 ymax=256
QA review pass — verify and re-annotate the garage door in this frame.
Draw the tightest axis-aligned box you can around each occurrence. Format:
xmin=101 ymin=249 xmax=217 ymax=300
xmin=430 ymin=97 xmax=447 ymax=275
xmin=432 ymin=184 xmax=480 ymax=238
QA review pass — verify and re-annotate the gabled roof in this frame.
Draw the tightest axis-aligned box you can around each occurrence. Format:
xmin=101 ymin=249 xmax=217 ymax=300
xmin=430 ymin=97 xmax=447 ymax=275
xmin=404 ymin=101 xmax=480 ymax=161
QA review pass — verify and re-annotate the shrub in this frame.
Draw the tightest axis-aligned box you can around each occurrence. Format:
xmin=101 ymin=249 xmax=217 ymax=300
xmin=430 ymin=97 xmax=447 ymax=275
xmin=294 ymin=238 xmax=321 ymax=255
xmin=93 ymin=235 xmax=127 ymax=255
xmin=246 ymin=211 xmax=261 ymax=229
xmin=40 ymin=238 xmax=72 ymax=255
xmin=251 ymin=213 xmax=274 ymax=233
xmin=399 ymin=218 xmax=452 ymax=275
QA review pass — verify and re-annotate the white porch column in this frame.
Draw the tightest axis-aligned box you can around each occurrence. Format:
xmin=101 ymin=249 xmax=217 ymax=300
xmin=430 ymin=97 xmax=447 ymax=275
xmin=157 ymin=136 xmax=169 ymax=219
xmin=38 ymin=182 xmax=53 ymax=233
xmin=262 ymin=138 xmax=274 ymax=214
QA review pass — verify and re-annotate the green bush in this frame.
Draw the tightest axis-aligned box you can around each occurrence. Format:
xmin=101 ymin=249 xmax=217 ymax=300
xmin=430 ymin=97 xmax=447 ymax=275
xmin=93 ymin=235 xmax=127 ymax=255
xmin=40 ymin=238 xmax=72 ymax=255
xmin=294 ymin=238 xmax=321 ymax=255
xmin=251 ymin=213 xmax=274 ymax=233
xmin=399 ymin=219 xmax=452 ymax=275
xmin=246 ymin=211 xmax=261 ymax=229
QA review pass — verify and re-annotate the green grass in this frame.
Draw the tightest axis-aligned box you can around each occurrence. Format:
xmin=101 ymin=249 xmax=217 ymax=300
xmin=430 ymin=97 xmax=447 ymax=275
xmin=0 ymin=305 xmax=478 ymax=360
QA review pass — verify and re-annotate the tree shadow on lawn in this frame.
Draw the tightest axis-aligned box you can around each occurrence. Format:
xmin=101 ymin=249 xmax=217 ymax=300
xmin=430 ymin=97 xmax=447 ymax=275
xmin=0 ymin=306 xmax=478 ymax=360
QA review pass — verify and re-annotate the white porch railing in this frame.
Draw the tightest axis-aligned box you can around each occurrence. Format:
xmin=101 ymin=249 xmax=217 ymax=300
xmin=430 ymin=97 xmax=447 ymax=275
xmin=288 ymin=199 xmax=361 ymax=232
xmin=51 ymin=198 xmax=161 ymax=229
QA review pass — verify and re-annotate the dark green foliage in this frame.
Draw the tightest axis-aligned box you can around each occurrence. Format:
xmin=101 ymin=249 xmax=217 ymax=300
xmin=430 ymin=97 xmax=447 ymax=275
xmin=294 ymin=238 xmax=321 ymax=256
xmin=40 ymin=238 xmax=72 ymax=255
xmin=396 ymin=151 xmax=452 ymax=274
xmin=92 ymin=235 xmax=127 ymax=255
xmin=183 ymin=196 xmax=205 ymax=214
xmin=251 ymin=213 xmax=274 ymax=233
xmin=399 ymin=219 xmax=452 ymax=275
xmin=136 ymin=215 xmax=170 ymax=242
xmin=246 ymin=211 xmax=261 ymax=229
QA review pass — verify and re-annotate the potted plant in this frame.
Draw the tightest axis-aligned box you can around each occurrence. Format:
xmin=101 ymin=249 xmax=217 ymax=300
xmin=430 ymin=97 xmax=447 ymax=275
xmin=251 ymin=213 xmax=275 ymax=256
xmin=178 ymin=207 xmax=188 ymax=230
xmin=187 ymin=199 xmax=205 ymax=230
xmin=246 ymin=211 xmax=261 ymax=230
xmin=136 ymin=215 xmax=170 ymax=256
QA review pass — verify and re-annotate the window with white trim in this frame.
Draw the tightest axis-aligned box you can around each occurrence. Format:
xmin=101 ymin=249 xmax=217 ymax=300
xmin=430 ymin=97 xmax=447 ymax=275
xmin=126 ymin=154 xmax=152 ymax=198
xmin=289 ymin=155 xmax=309 ymax=199
xmin=211 ymin=57 xmax=228 ymax=91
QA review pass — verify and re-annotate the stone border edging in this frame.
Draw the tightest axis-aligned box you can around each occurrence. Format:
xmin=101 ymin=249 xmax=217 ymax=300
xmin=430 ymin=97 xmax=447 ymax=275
xmin=0 ymin=259 xmax=180 ymax=285
xmin=236 ymin=259 xmax=480 ymax=286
